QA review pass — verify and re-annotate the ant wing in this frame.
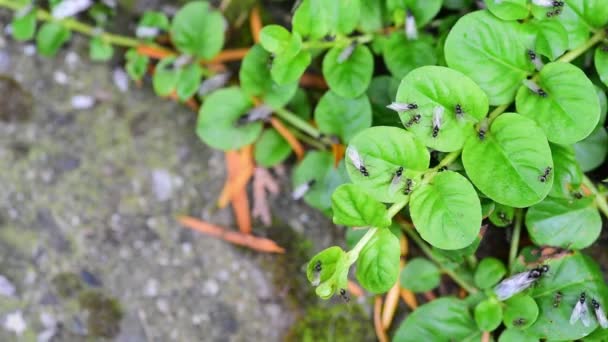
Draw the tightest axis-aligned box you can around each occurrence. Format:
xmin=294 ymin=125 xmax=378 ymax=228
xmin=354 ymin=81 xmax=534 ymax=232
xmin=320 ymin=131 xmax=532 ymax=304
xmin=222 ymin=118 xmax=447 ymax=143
xmin=388 ymin=174 xmax=402 ymax=195
xmin=346 ymin=146 xmax=363 ymax=169
xmin=455 ymin=112 xmax=478 ymax=125
xmin=493 ymin=271 xmax=536 ymax=301
xmin=570 ymin=300 xmax=589 ymax=325
xmin=595 ymin=304 xmax=608 ymax=328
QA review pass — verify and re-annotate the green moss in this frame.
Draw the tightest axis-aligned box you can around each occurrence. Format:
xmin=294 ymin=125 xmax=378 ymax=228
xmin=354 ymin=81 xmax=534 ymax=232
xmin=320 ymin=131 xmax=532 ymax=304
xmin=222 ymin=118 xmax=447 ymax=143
xmin=52 ymin=272 xmax=83 ymax=299
xmin=286 ymin=304 xmax=375 ymax=342
xmin=78 ymin=290 xmax=123 ymax=338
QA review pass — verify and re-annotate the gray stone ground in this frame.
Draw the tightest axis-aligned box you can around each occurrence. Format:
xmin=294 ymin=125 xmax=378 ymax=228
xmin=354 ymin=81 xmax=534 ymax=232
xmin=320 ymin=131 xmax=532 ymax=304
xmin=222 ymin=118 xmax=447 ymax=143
xmin=0 ymin=27 xmax=353 ymax=341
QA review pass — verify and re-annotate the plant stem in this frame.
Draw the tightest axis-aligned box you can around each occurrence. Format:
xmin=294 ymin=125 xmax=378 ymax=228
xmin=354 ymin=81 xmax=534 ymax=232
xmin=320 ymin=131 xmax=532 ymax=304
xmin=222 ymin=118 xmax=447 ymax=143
xmin=386 ymin=197 xmax=410 ymax=218
xmin=347 ymin=227 xmax=378 ymax=264
xmin=583 ymin=175 xmax=608 ymax=218
xmin=508 ymin=208 xmax=523 ymax=269
xmin=558 ymin=29 xmax=607 ymax=63
xmin=402 ymin=225 xmax=478 ymax=294
xmin=273 ymin=107 xmax=333 ymax=145
xmin=302 ymin=33 xmax=374 ymax=50
xmin=487 ymin=104 xmax=509 ymax=124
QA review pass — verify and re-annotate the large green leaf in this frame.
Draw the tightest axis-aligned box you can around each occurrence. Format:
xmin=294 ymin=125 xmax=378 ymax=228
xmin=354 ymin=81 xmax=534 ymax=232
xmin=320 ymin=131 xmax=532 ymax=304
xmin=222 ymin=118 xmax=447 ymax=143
xmin=515 ymin=62 xmax=600 ymax=145
xmin=462 ymin=113 xmax=553 ymax=207
xmin=499 ymin=329 xmax=538 ymax=342
xmin=345 ymin=127 xmax=430 ymax=203
xmin=445 ymin=10 xmax=534 ymax=105
xmin=314 ymin=91 xmax=372 ymax=143
xmin=240 ymin=45 xmax=297 ymax=107
xmin=410 ymin=171 xmax=482 ymax=250
xmin=475 ymin=298 xmax=503 ymax=331
xmin=254 ymin=128 xmax=291 ymax=167
xmin=383 ymin=33 xmax=437 ymax=79
xmin=196 ymin=87 xmax=262 ymax=151
xmin=293 ymin=151 xmax=349 ymax=212
xmin=270 ymin=50 xmax=311 ymax=85
xmin=331 ymin=184 xmax=391 ymax=228
xmin=395 ymin=65 xmax=489 ymax=152
xmin=322 ymin=44 xmax=374 ymax=98
xmin=595 ymin=46 xmax=608 ymax=88
xmin=170 ymin=1 xmax=225 ymax=59
xmin=549 ymin=143 xmax=582 ymax=198
xmin=564 ymin=0 xmax=608 ymax=29
xmin=521 ymin=20 xmax=569 ymax=61
xmin=523 ymin=252 xmax=608 ymax=340
xmin=358 ymin=0 xmax=385 ymax=32
xmin=574 ymin=126 xmax=608 ymax=172
xmin=400 ymin=258 xmax=440 ymax=292
xmin=525 ymin=196 xmax=601 ymax=249
xmin=334 ymin=0 xmax=361 ymax=35
xmin=503 ymin=294 xmax=539 ymax=329
xmin=485 ymin=0 xmax=528 ymax=21
xmin=474 ymin=257 xmax=507 ymax=289
xmin=355 ymin=228 xmax=400 ymax=293
xmin=36 ymin=22 xmax=71 ymax=57
xmin=393 ymin=298 xmax=478 ymax=342
xmin=551 ymin=3 xmax=590 ymax=50
xmin=292 ymin=0 xmax=333 ymax=39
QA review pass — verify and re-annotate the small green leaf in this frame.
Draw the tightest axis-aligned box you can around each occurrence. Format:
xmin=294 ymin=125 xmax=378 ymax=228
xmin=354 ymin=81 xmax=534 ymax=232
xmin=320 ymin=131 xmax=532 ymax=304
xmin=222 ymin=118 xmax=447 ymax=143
xmin=410 ymin=171 xmax=481 ymax=250
xmin=445 ymin=10 xmax=534 ymax=105
xmin=395 ymin=65 xmax=489 ymax=152
xmin=152 ymin=57 xmax=180 ymax=97
xmin=292 ymin=0 xmax=333 ymax=39
xmin=526 ymin=196 xmax=601 ymax=249
xmin=196 ymin=87 xmax=262 ymax=151
xmin=355 ymin=228 xmax=400 ymax=293
xmin=307 ymin=246 xmax=349 ymax=299
xmin=36 ymin=22 xmax=71 ymax=57
xmin=595 ymin=46 xmax=608 ymax=88
xmin=550 ymin=4 xmax=590 ymax=50
xmin=322 ymin=44 xmax=374 ymax=98
xmin=383 ymin=33 xmax=437 ymax=79
xmin=503 ymin=294 xmax=539 ymax=329
xmin=393 ymin=298 xmax=478 ymax=342
xmin=358 ymin=0 xmax=384 ymax=33
xmin=11 ymin=10 xmax=36 ymax=41
xmin=171 ymin=1 xmax=225 ymax=59
xmin=176 ymin=64 xmax=203 ymax=101
xmin=293 ymin=151 xmax=349 ymax=212
xmin=489 ymin=203 xmax=514 ymax=227
xmin=498 ymin=329 xmax=539 ymax=342
xmin=125 ymin=49 xmax=149 ymax=82
xmin=564 ymin=0 xmax=608 ymax=29
xmin=386 ymin=0 xmax=442 ymax=27
xmin=521 ymin=20 xmax=568 ymax=61
xmin=549 ymin=143 xmax=583 ymax=198
xmin=137 ymin=11 xmax=169 ymax=39
xmin=462 ymin=113 xmax=553 ymax=207
xmin=400 ymin=258 xmax=440 ymax=292
xmin=89 ymin=36 xmax=113 ymax=61
xmin=335 ymin=0 xmax=361 ymax=35
xmin=515 ymin=62 xmax=600 ymax=144
xmin=596 ymin=85 xmax=607 ymax=126
xmin=474 ymin=257 xmax=507 ymax=289
xmin=331 ymin=184 xmax=391 ymax=228
xmin=240 ymin=45 xmax=297 ymax=107
xmin=474 ymin=298 xmax=503 ymax=331
xmin=271 ymin=50 xmax=311 ymax=85
xmin=314 ymin=91 xmax=372 ymax=143
xmin=574 ymin=126 xmax=608 ymax=172
xmin=345 ymin=126 xmax=430 ymax=203
xmin=287 ymin=88 xmax=312 ymax=121
xmin=484 ymin=0 xmax=528 ymax=20
xmin=254 ymin=128 xmax=291 ymax=167
xmin=259 ymin=25 xmax=291 ymax=55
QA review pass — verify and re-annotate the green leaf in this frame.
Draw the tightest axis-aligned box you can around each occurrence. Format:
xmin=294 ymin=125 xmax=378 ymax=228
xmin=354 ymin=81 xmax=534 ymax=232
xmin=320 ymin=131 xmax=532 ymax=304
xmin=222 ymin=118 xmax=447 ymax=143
xmin=393 ymin=298 xmax=478 ymax=342
xmin=170 ymin=1 xmax=225 ymax=59
xmin=484 ymin=0 xmax=528 ymax=21
xmin=474 ymin=257 xmax=507 ymax=289
xmin=474 ymin=298 xmax=503 ymax=331
xmin=322 ymin=44 xmax=374 ymax=98
xmin=550 ymin=4 xmax=590 ymax=50
xmin=400 ymin=258 xmax=440 ymax=292
xmin=254 ymin=128 xmax=291 ymax=167
xmin=462 ymin=113 xmax=553 ymax=207
xmin=293 ymin=151 xmax=350 ymax=212
xmin=502 ymin=294 xmax=539 ymax=329
xmin=137 ymin=10 xmax=169 ymax=39
xmin=383 ymin=33 xmax=437 ymax=79
xmin=564 ymin=0 xmax=608 ymax=29
xmin=176 ymin=64 xmax=203 ymax=101
xmin=395 ymin=65 xmax=489 ymax=152
xmin=574 ymin=126 xmax=608 ymax=172
xmin=125 ymin=49 xmax=149 ymax=82
xmin=345 ymin=126 xmax=430 ymax=203
xmin=152 ymin=57 xmax=180 ymax=97
xmin=595 ymin=46 xmax=608 ymax=88
xmin=355 ymin=228 xmax=400 ymax=293
xmin=259 ymin=25 xmax=291 ymax=55
xmin=240 ymin=45 xmax=297 ymax=107
xmin=367 ymin=76 xmax=401 ymax=127
xmin=445 ymin=10 xmax=534 ymax=105
xmin=271 ymin=50 xmax=311 ymax=85
xmin=549 ymin=143 xmax=583 ymax=198
xmin=525 ymin=252 xmax=608 ymax=340
xmin=335 ymin=0 xmax=361 ymax=35
xmin=489 ymin=203 xmax=514 ymax=227
xmin=11 ymin=10 xmax=36 ymax=41
xmin=515 ymin=62 xmax=600 ymax=144
xmin=410 ymin=171 xmax=482 ymax=250
xmin=314 ymin=91 xmax=372 ymax=143
xmin=36 ymin=22 xmax=71 ymax=57
xmin=597 ymin=85 xmax=607 ymax=126
xmin=196 ymin=87 xmax=262 ymax=151
xmin=287 ymin=88 xmax=312 ymax=121
xmin=498 ymin=329 xmax=539 ymax=342
xmin=307 ymin=246 xmax=349 ymax=299
xmin=358 ymin=0 xmax=385 ymax=33
xmin=89 ymin=36 xmax=113 ymax=61
xmin=525 ymin=196 xmax=601 ymax=249
xmin=404 ymin=0 xmax=442 ymax=27
xmin=522 ymin=20 xmax=569 ymax=61
xmin=331 ymin=184 xmax=391 ymax=228
xmin=292 ymin=0 xmax=333 ymax=39
xmin=346 ymin=224 xmax=402 ymax=250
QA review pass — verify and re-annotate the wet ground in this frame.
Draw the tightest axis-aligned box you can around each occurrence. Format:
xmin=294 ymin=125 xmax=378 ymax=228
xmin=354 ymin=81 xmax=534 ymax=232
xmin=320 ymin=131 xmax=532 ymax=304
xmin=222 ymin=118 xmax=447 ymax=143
xmin=0 ymin=11 xmax=374 ymax=340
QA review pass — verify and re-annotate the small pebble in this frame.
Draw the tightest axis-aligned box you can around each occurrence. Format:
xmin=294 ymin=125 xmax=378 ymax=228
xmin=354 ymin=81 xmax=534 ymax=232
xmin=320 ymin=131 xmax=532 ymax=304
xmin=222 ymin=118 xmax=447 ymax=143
xmin=144 ymin=279 xmax=158 ymax=297
xmin=112 ymin=68 xmax=129 ymax=92
xmin=3 ymin=311 xmax=26 ymax=336
xmin=156 ymin=299 xmax=170 ymax=314
xmin=53 ymin=70 xmax=68 ymax=85
xmin=23 ymin=44 xmax=36 ymax=56
xmin=70 ymin=95 xmax=95 ymax=109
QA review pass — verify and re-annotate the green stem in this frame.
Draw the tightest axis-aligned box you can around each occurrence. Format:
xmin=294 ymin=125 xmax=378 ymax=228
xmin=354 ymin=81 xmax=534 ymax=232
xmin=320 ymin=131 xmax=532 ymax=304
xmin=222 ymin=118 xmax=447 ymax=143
xmin=583 ymin=175 xmax=608 ymax=218
xmin=403 ymin=225 xmax=478 ymax=294
xmin=487 ymin=104 xmax=509 ymax=124
xmin=302 ymin=33 xmax=374 ymax=50
xmin=290 ymin=127 xmax=328 ymax=150
xmin=508 ymin=208 xmax=523 ymax=269
xmin=558 ymin=29 xmax=607 ymax=63
xmin=273 ymin=107 xmax=333 ymax=145
xmin=386 ymin=197 xmax=410 ymax=218
xmin=347 ymin=227 xmax=378 ymax=264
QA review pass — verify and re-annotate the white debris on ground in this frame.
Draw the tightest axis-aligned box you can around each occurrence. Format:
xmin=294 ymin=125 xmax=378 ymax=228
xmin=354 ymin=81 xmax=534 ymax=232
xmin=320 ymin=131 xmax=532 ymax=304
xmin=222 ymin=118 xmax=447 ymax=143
xmin=0 ymin=275 xmax=15 ymax=297
xmin=53 ymin=70 xmax=69 ymax=85
xmin=71 ymin=95 xmax=96 ymax=109
xmin=23 ymin=44 xmax=36 ymax=56
xmin=37 ymin=313 xmax=57 ymax=342
xmin=151 ymin=169 xmax=174 ymax=202
xmin=112 ymin=68 xmax=129 ymax=93
xmin=2 ymin=311 xmax=26 ymax=336
xmin=51 ymin=0 xmax=93 ymax=19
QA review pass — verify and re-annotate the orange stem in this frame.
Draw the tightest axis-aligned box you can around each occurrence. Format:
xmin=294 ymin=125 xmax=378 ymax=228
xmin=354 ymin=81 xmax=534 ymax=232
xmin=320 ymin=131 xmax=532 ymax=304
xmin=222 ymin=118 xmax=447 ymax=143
xmin=177 ymin=216 xmax=284 ymax=253
xmin=347 ymin=281 xmax=364 ymax=298
xmin=382 ymin=282 xmax=401 ymax=329
xmin=136 ymin=44 xmax=175 ymax=59
xmin=331 ymin=143 xmax=345 ymax=168
xmin=423 ymin=291 xmax=437 ymax=301
xmin=205 ymin=48 xmax=251 ymax=64
xmin=232 ymin=187 xmax=252 ymax=234
xmin=270 ymin=117 xmax=305 ymax=160
xmin=250 ymin=5 xmax=262 ymax=43
xmin=400 ymin=289 xmax=418 ymax=310
xmin=374 ymin=296 xmax=389 ymax=342
xmin=217 ymin=150 xmax=255 ymax=208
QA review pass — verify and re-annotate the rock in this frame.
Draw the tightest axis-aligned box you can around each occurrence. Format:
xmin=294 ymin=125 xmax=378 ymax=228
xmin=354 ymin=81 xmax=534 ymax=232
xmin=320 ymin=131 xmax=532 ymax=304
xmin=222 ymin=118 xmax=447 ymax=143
xmin=3 ymin=311 xmax=26 ymax=336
